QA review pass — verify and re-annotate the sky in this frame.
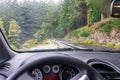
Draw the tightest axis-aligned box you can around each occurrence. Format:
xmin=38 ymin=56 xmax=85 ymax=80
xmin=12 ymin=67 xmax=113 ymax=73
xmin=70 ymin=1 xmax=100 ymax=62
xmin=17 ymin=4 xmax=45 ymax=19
xmin=17 ymin=0 xmax=61 ymax=4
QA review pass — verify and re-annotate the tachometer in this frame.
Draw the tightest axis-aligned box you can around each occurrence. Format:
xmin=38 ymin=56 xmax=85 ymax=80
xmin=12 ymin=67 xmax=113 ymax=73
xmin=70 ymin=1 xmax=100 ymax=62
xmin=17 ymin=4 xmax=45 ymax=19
xmin=32 ymin=68 xmax=43 ymax=80
xmin=61 ymin=66 xmax=79 ymax=80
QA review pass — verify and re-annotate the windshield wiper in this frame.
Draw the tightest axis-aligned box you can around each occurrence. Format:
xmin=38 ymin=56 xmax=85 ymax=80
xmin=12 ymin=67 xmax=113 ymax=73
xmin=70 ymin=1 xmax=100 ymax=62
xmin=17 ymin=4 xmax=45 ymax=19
xmin=56 ymin=40 xmax=120 ymax=53
xmin=93 ymin=49 xmax=120 ymax=53
xmin=19 ymin=47 xmax=94 ymax=53
xmin=33 ymin=48 xmax=94 ymax=52
xmin=18 ymin=47 xmax=120 ymax=53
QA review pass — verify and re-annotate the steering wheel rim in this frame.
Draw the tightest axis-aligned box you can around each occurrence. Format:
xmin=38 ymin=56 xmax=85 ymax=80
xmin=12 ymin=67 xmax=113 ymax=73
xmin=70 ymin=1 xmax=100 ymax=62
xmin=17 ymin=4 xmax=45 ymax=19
xmin=6 ymin=54 xmax=103 ymax=80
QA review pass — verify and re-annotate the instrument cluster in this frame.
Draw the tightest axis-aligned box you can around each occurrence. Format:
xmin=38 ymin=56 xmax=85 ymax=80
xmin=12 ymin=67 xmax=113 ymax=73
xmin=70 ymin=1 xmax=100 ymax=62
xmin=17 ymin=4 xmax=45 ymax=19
xmin=43 ymin=65 xmax=60 ymax=74
xmin=30 ymin=64 xmax=79 ymax=80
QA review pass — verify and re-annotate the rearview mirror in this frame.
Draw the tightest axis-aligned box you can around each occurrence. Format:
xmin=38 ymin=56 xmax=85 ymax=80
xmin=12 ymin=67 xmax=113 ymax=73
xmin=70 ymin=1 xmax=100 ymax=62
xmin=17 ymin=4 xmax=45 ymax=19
xmin=110 ymin=0 xmax=120 ymax=18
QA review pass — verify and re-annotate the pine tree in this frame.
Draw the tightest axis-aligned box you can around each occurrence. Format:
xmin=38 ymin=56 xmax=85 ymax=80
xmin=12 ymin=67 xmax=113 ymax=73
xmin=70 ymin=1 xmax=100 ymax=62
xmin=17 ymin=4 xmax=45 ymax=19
xmin=8 ymin=20 xmax=21 ymax=49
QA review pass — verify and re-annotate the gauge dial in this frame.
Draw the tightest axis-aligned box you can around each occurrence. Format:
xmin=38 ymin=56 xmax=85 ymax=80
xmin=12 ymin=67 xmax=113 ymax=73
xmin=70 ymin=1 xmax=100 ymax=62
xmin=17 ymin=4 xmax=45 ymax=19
xmin=62 ymin=66 xmax=79 ymax=80
xmin=32 ymin=68 xmax=43 ymax=80
xmin=52 ymin=65 xmax=60 ymax=73
xmin=43 ymin=65 xmax=51 ymax=73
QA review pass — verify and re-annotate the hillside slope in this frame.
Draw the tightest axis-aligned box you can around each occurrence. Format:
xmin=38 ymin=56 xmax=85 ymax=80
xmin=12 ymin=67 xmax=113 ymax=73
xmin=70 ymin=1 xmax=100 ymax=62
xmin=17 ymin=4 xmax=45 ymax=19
xmin=66 ymin=18 xmax=120 ymax=49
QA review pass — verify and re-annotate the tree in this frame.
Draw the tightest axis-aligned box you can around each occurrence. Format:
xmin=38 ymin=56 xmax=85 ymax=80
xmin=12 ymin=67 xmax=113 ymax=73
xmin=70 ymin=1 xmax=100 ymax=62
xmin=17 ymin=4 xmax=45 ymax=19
xmin=34 ymin=22 xmax=53 ymax=41
xmin=57 ymin=0 xmax=74 ymax=37
xmin=8 ymin=20 xmax=21 ymax=48
xmin=87 ymin=1 xmax=101 ymax=25
xmin=57 ymin=0 xmax=87 ymax=37
xmin=86 ymin=0 xmax=110 ymax=18
xmin=34 ymin=1 xmax=60 ymax=41
xmin=0 ymin=18 xmax=6 ymax=33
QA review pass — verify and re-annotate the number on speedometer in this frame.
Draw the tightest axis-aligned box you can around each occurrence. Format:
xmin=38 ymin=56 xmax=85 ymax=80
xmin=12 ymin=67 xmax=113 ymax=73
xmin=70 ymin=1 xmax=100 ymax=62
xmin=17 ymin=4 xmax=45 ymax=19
xmin=32 ymin=68 xmax=43 ymax=80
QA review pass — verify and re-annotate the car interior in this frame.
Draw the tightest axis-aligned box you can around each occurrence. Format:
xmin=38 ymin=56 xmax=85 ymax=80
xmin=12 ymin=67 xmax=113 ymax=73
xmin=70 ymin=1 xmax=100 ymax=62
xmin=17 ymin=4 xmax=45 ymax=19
xmin=0 ymin=0 xmax=120 ymax=80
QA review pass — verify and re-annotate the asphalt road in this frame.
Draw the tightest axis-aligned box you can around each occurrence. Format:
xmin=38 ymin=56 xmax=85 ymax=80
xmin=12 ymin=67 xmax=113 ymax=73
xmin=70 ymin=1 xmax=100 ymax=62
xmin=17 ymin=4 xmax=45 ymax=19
xmin=29 ymin=39 xmax=112 ymax=51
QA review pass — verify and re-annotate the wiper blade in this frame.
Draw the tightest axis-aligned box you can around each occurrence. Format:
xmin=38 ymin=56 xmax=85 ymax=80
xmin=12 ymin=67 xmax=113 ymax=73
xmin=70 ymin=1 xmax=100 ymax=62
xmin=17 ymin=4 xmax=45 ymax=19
xmin=94 ymin=49 xmax=120 ymax=53
xmin=33 ymin=48 xmax=93 ymax=51
xmin=54 ymin=39 xmax=120 ymax=53
xmin=23 ymin=48 xmax=75 ymax=52
xmin=19 ymin=47 xmax=94 ymax=53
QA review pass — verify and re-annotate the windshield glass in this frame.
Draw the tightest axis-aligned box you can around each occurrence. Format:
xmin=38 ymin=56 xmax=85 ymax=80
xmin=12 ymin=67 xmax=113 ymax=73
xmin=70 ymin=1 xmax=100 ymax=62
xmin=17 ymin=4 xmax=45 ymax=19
xmin=0 ymin=0 xmax=120 ymax=51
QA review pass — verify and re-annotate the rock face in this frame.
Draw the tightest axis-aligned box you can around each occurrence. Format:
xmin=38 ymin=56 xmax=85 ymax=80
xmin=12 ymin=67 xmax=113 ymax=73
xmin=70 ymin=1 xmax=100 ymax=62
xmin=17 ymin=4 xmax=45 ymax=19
xmin=86 ymin=27 xmax=120 ymax=44
xmin=66 ymin=18 xmax=120 ymax=45
xmin=89 ymin=31 xmax=109 ymax=44
xmin=66 ymin=27 xmax=120 ymax=44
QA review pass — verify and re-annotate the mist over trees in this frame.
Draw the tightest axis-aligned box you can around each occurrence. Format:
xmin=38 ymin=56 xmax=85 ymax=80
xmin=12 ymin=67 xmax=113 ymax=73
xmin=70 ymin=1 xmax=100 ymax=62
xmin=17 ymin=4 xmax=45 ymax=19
xmin=0 ymin=0 xmax=110 ymax=48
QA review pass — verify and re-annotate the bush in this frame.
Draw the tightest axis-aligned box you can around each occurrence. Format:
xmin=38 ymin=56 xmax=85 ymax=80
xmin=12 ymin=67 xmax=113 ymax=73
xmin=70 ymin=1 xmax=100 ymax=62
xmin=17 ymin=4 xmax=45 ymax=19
xmin=11 ymin=44 xmax=17 ymax=50
xmin=105 ymin=42 xmax=114 ymax=48
xmin=82 ymin=40 xmax=88 ymax=44
xmin=88 ymin=40 xmax=94 ymax=44
xmin=69 ymin=30 xmax=80 ymax=38
xmin=27 ymin=39 xmax=37 ymax=48
xmin=82 ymin=40 xmax=94 ymax=44
xmin=69 ymin=26 xmax=90 ymax=38
xmin=74 ymin=40 xmax=81 ymax=43
xmin=80 ymin=31 xmax=90 ymax=37
xmin=111 ymin=18 xmax=120 ymax=28
xmin=100 ymin=23 xmax=112 ymax=33
xmin=115 ymin=43 xmax=120 ymax=49
xmin=87 ymin=3 xmax=101 ymax=25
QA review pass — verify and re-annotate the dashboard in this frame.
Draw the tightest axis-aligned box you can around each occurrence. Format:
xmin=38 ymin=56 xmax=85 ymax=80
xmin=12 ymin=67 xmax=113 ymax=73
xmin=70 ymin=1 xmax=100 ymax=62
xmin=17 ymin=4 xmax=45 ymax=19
xmin=1 ymin=51 xmax=120 ymax=80
xmin=29 ymin=64 xmax=79 ymax=80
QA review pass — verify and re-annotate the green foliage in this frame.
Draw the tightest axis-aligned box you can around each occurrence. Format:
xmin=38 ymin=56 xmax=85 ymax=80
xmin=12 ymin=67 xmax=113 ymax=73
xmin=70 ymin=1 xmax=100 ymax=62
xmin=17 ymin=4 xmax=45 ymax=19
xmin=100 ymin=23 xmax=112 ymax=33
xmin=82 ymin=40 xmax=94 ymax=44
xmin=57 ymin=0 xmax=73 ymax=37
xmin=105 ymin=42 xmax=114 ymax=48
xmin=0 ymin=0 xmax=116 ymax=50
xmin=11 ymin=44 xmax=17 ymax=50
xmin=78 ymin=26 xmax=90 ymax=37
xmin=86 ymin=0 xmax=110 ymax=17
xmin=69 ymin=29 xmax=80 ymax=38
xmin=98 ymin=20 xmax=113 ymax=33
xmin=8 ymin=20 xmax=21 ymax=37
xmin=111 ymin=18 xmax=120 ymax=28
xmin=34 ymin=29 xmax=44 ymax=42
xmin=57 ymin=0 xmax=87 ymax=37
xmin=74 ymin=39 xmax=81 ymax=43
xmin=80 ymin=31 xmax=89 ymax=37
xmin=87 ymin=2 xmax=101 ymax=25
xmin=34 ymin=2 xmax=60 ymax=41
xmin=34 ymin=22 xmax=53 ymax=41
xmin=27 ymin=39 xmax=37 ymax=48
xmin=0 ymin=18 xmax=6 ymax=33
xmin=8 ymin=20 xmax=21 ymax=49
xmin=69 ymin=26 xmax=90 ymax=38
xmin=115 ymin=43 xmax=120 ymax=49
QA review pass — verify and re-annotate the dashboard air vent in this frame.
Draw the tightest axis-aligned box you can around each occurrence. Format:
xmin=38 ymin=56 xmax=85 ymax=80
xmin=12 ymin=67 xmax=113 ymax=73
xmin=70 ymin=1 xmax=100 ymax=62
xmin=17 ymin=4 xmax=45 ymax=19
xmin=0 ymin=63 xmax=10 ymax=71
xmin=91 ymin=64 xmax=120 ymax=80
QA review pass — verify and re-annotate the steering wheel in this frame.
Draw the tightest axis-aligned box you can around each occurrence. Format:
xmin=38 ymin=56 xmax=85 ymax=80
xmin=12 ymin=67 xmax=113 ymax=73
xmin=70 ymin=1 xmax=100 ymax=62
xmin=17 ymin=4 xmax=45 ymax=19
xmin=6 ymin=54 xmax=103 ymax=80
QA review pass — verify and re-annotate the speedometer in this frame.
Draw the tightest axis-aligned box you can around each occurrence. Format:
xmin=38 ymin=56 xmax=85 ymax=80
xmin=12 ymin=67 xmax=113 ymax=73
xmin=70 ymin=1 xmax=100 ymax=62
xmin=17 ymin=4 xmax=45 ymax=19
xmin=32 ymin=68 xmax=43 ymax=80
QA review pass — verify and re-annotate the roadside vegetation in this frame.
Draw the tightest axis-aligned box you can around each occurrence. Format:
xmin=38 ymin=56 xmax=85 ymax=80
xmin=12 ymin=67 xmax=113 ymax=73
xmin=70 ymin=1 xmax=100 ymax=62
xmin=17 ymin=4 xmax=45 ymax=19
xmin=67 ymin=18 xmax=120 ymax=49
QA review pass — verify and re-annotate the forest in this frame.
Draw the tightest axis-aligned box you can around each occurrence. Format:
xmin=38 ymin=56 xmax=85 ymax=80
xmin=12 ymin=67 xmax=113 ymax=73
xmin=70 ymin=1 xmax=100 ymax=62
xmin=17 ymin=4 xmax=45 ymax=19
xmin=0 ymin=0 xmax=112 ymax=49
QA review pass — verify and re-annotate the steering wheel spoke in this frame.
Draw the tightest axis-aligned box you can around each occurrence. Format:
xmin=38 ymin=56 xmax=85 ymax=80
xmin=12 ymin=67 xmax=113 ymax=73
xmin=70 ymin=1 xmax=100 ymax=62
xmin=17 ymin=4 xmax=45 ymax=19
xmin=70 ymin=73 xmax=89 ymax=80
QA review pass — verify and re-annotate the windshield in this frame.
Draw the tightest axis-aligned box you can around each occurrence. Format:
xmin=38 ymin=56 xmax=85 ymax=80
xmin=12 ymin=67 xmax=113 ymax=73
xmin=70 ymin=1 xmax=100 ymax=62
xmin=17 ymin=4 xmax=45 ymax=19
xmin=0 ymin=0 xmax=120 ymax=51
